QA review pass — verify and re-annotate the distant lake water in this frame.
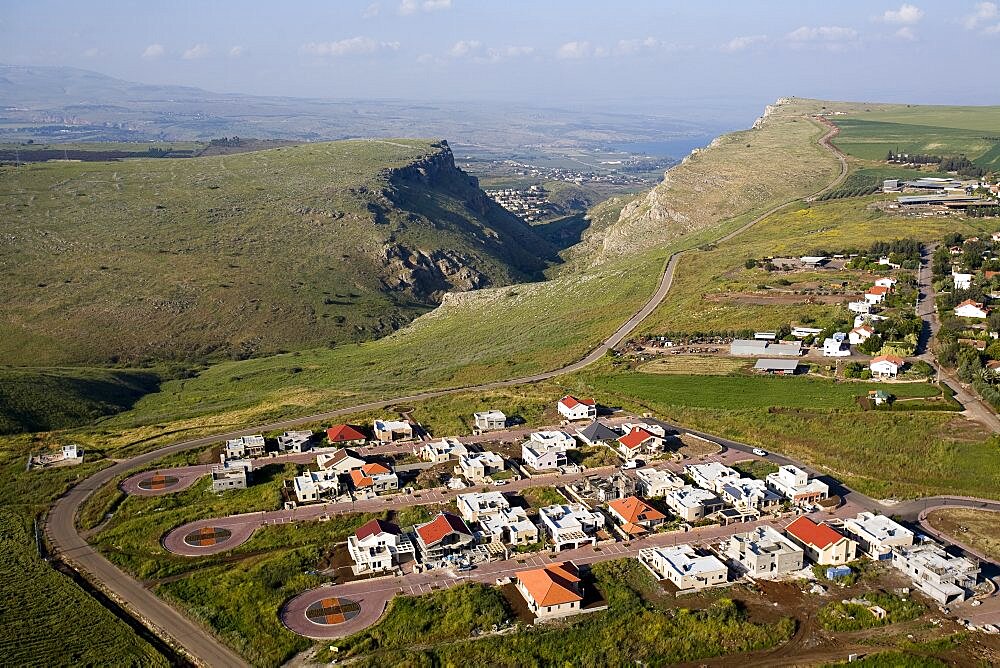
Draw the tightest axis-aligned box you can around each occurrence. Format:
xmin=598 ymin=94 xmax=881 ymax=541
xmin=610 ymin=136 xmax=717 ymax=158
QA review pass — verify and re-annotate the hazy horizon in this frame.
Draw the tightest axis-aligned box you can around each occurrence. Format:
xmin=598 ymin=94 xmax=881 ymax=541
xmin=4 ymin=0 xmax=999 ymax=119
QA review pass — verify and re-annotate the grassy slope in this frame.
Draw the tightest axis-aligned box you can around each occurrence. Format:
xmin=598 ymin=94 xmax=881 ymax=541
xmin=0 ymin=366 xmax=160 ymax=434
xmin=0 ymin=139 xmax=554 ymax=366
xmin=831 ymin=105 xmax=1000 ymax=167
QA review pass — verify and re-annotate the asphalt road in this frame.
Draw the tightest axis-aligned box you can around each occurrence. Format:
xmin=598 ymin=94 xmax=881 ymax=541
xmin=39 ymin=116 xmax=869 ymax=666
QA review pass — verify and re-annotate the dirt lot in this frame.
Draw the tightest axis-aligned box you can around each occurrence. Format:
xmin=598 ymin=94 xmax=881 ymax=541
xmin=925 ymin=508 xmax=1000 ymax=563
xmin=676 ymin=433 xmax=722 ymax=458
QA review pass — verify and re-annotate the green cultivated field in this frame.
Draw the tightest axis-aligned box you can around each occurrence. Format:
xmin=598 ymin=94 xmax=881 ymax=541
xmin=0 ymin=510 xmax=167 ymax=667
xmin=832 ymin=105 xmax=1000 ymax=168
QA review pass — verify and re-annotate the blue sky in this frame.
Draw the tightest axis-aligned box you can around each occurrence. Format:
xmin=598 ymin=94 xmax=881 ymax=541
xmin=2 ymin=0 xmax=998 ymax=113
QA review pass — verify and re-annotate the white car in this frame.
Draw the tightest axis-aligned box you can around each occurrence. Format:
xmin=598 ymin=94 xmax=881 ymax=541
xmin=621 ymin=460 xmax=639 ymax=470
xmin=492 ymin=479 xmax=508 ymax=486
xmin=752 ymin=448 xmax=768 ymax=457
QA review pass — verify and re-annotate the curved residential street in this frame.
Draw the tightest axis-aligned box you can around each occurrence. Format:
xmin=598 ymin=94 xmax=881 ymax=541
xmin=48 ymin=117 xmax=999 ymax=667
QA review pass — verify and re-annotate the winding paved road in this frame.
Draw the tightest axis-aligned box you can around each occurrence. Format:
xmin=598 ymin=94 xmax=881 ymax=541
xmin=39 ymin=116 xmax=905 ymax=666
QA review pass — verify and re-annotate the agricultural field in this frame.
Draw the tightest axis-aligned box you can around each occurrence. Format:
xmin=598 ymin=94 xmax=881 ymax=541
xmin=832 ymin=105 xmax=1000 ymax=168
xmin=0 ymin=510 xmax=167 ymax=667
xmin=639 ymin=195 xmax=982 ymax=336
xmin=924 ymin=508 xmax=1000 ymax=562
xmin=638 ymin=355 xmax=751 ymax=375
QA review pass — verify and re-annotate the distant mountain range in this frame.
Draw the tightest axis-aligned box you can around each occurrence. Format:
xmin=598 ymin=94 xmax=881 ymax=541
xmin=0 ymin=64 xmax=720 ymax=153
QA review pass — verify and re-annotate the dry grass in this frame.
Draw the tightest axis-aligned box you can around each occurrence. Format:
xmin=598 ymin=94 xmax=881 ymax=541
xmin=638 ymin=355 xmax=750 ymax=376
xmin=924 ymin=508 xmax=1000 ymax=562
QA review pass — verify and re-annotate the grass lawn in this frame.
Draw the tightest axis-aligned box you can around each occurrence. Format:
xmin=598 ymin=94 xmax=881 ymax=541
xmin=924 ymin=508 xmax=1000 ymax=562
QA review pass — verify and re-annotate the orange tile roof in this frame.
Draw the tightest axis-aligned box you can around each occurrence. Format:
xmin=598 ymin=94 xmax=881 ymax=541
xmin=870 ymin=354 xmax=904 ymax=366
xmin=415 ymin=512 xmax=471 ymax=546
xmin=956 ymin=299 xmax=987 ymax=310
xmin=326 ymin=424 xmax=367 ymax=442
xmin=618 ymin=427 xmax=655 ymax=450
xmin=785 ymin=516 xmax=846 ymax=549
xmin=350 ymin=469 xmax=373 ymax=487
xmin=608 ymin=496 xmax=666 ymax=525
xmin=362 ymin=462 xmax=390 ymax=475
xmin=516 ymin=561 xmax=582 ymax=607
xmin=866 ymin=286 xmax=889 ymax=295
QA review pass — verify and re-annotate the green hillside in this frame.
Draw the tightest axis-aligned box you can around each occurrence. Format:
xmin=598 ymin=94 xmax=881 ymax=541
xmin=0 ymin=139 xmax=557 ymax=366
xmin=832 ymin=105 xmax=1000 ymax=168
xmin=0 ymin=367 xmax=160 ymax=434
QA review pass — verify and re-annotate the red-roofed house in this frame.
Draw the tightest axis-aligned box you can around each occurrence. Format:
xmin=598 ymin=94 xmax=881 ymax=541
xmin=954 ymin=299 xmax=990 ymax=319
xmin=865 ymin=285 xmax=890 ymax=304
xmin=784 ymin=516 xmax=857 ymax=565
xmin=414 ymin=512 xmax=474 ymax=561
xmin=616 ymin=426 xmax=662 ymax=459
xmin=347 ymin=519 xmax=414 ymax=574
xmin=349 ymin=462 xmax=399 ymax=493
xmin=607 ymin=496 xmax=666 ymax=536
xmin=326 ymin=424 xmax=367 ymax=446
xmin=557 ymin=395 xmax=597 ymax=421
xmin=515 ymin=561 xmax=584 ymax=620
xmin=869 ymin=355 xmax=904 ymax=379
xmin=848 ymin=325 xmax=875 ymax=345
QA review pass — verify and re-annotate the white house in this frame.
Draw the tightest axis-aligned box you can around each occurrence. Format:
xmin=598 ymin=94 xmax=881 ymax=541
xmin=663 ymin=485 xmax=725 ymax=522
xmin=479 ymin=506 xmax=539 ymax=546
xmin=864 ymin=286 xmax=889 ymax=304
xmin=718 ymin=478 xmax=782 ymax=513
xmin=373 ymin=419 xmax=413 ymax=442
xmin=822 ymin=334 xmax=850 ymax=357
xmin=292 ymin=470 xmax=341 ymax=503
xmin=349 ymin=463 xmax=399 ymax=493
xmin=557 ymin=395 xmax=597 ymax=421
xmin=848 ymin=300 xmax=872 ymax=315
xmin=869 ymin=355 xmax=903 ymax=379
xmin=843 ymin=512 xmax=914 ymax=561
xmin=765 ymin=465 xmax=829 ymax=506
xmin=225 ymin=435 xmax=265 ymax=459
xmin=953 ymin=272 xmax=974 ymax=290
xmin=522 ymin=441 xmax=568 ymax=470
xmin=954 ymin=299 xmax=989 ymax=319
xmin=616 ymin=426 xmax=663 ymax=459
xmin=576 ymin=420 xmax=620 ymax=445
xmin=316 ymin=448 xmax=366 ymax=475
xmin=457 ymin=490 xmax=510 ymax=522
xmin=685 ymin=462 xmax=741 ymax=493
xmin=891 ymin=541 xmax=980 ymax=605
xmin=638 ymin=545 xmax=728 ymax=591
xmin=848 ymin=325 xmax=875 ymax=345
xmin=347 ymin=519 xmax=415 ymax=574
xmin=539 ymin=503 xmax=605 ymax=551
xmin=61 ymin=444 xmax=83 ymax=461
xmin=515 ymin=561 xmax=584 ymax=620
xmin=874 ymin=277 xmax=897 ymax=289
xmin=210 ymin=458 xmax=251 ymax=492
xmin=635 ymin=467 xmax=684 ymax=497
xmin=727 ymin=525 xmax=805 ymax=577
xmin=785 ymin=516 xmax=857 ymax=565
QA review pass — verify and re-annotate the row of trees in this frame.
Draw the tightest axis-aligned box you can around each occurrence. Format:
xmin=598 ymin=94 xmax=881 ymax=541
xmin=886 ymin=150 xmax=988 ymax=178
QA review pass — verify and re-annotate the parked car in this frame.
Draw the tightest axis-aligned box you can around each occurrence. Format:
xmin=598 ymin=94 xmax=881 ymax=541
xmin=752 ymin=448 xmax=768 ymax=457
xmin=622 ymin=460 xmax=639 ymax=470
xmin=492 ymin=479 xmax=508 ymax=486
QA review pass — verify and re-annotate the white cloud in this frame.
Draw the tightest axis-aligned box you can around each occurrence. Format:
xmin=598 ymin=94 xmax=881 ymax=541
xmin=894 ymin=26 xmax=917 ymax=40
xmin=448 ymin=39 xmax=481 ymax=58
xmin=301 ymin=37 xmax=401 ymax=57
xmin=399 ymin=0 xmax=451 ymax=15
xmin=362 ymin=2 xmax=381 ymax=18
xmin=228 ymin=46 xmax=245 ymax=57
xmin=613 ymin=36 xmax=662 ymax=55
xmin=963 ymin=2 xmax=1000 ymax=32
xmin=493 ymin=45 xmax=533 ymax=58
xmin=720 ymin=34 xmax=768 ymax=52
xmin=787 ymin=26 xmax=859 ymax=42
xmin=141 ymin=43 xmax=165 ymax=59
xmin=881 ymin=4 xmax=924 ymax=24
xmin=556 ymin=41 xmax=592 ymax=59
xmin=82 ymin=47 xmax=100 ymax=58
xmin=182 ymin=44 xmax=210 ymax=60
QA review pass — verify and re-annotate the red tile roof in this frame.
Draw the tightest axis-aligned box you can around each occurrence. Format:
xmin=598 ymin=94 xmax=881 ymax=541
xmin=326 ymin=424 xmax=367 ymax=442
xmin=608 ymin=496 xmax=666 ymax=525
xmin=618 ymin=427 xmax=655 ymax=450
xmin=355 ymin=519 xmax=400 ymax=540
xmin=362 ymin=462 xmax=390 ymax=475
xmin=785 ymin=516 xmax=846 ymax=549
xmin=866 ymin=286 xmax=889 ymax=295
xmin=415 ymin=512 xmax=471 ymax=546
xmin=956 ymin=299 xmax=987 ymax=310
xmin=516 ymin=561 xmax=582 ymax=607
xmin=870 ymin=354 xmax=904 ymax=366
xmin=559 ymin=395 xmax=595 ymax=409
xmin=350 ymin=463 xmax=392 ymax=487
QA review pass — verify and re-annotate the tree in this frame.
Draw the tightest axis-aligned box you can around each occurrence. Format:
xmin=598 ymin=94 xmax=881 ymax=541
xmin=986 ymin=341 xmax=1000 ymax=361
xmin=858 ymin=334 xmax=883 ymax=356
xmin=745 ymin=258 xmax=757 ymax=269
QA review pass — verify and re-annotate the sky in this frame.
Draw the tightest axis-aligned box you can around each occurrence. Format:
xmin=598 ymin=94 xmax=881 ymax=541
xmin=2 ymin=0 xmax=999 ymax=116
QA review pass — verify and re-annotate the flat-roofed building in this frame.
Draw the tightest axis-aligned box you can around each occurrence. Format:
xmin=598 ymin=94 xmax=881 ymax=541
xmin=891 ymin=541 xmax=979 ymax=605
xmin=473 ymin=410 xmax=507 ymax=432
xmin=539 ymin=503 xmax=605 ymax=551
xmin=843 ymin=512 xmax=914 ymax=560
xmin=727 ymin=525 xmax=804 ymax=577
xmin=765 ymin=465 xmax=829 ymax=506
xmin=635 ymin=467 xmax=684 ymax=497
xmin=277 ymin=430 xmax=314 ymax=453
xmin=638 ymin=545 xmax=728 ymax=591
xmin=373 ymin=419 xmax=413 ymax=442
xmin=685 ymin=462 xmax=741 ymax=493
xmin=664 ymin=485 xmax=725 ymax=522
xmin=225 ymin=434 xmax=265 ymax=459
